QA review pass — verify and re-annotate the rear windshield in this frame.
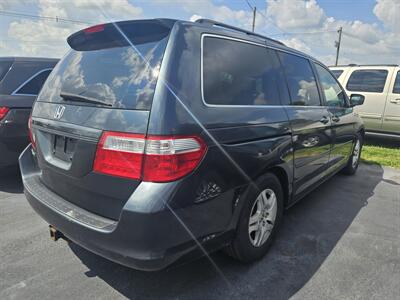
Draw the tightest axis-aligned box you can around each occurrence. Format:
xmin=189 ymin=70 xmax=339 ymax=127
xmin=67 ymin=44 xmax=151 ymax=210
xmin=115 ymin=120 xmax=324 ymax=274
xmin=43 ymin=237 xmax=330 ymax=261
xmin=37 ymin=21 xmax=171 ymax=110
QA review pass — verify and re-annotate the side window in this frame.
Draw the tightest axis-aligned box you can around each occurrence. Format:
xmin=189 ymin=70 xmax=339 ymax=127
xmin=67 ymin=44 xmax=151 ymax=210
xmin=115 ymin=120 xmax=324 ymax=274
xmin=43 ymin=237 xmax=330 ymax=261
xmin=203 ymin=37 xmax=283 ymax=106
xmin=346 ymin=69 xmax=388 ymax=93
xmin=278 ymin=52 xmax=320 ymax=106
xmin=393 ymin=71 xmax=400 ymax=94
xmin=15 ymin=69 xmax=52 ymax=95
xmin=331 ymin=69 xmax=343 ymax=79
xmin=315 ymin=64 xmax=346 ymax=107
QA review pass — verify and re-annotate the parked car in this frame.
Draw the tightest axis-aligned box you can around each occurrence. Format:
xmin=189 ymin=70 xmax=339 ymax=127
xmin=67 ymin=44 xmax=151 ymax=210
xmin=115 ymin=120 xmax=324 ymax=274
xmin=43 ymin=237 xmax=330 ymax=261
xmin=330 ymin=64 xmax=400 ymax=138
xmin=0 ymin=57 xmax=58 ymax=169
xmin=20 ymin=19 xmax=365 ymax=271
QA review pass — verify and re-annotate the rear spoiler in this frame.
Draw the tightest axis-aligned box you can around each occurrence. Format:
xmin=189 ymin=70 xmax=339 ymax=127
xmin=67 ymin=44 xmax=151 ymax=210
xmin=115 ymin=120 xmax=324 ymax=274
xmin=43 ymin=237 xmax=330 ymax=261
xmin=67 ymin=19 xmax=176 ymax=51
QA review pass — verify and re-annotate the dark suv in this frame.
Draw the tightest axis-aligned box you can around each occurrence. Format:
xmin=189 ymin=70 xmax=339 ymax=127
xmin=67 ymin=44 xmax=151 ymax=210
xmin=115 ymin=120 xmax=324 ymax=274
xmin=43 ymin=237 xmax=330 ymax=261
xmin=20 ymin=19 xmax=365 ymax=271
xmin=0 ymin=57 xmax=58 ymax=169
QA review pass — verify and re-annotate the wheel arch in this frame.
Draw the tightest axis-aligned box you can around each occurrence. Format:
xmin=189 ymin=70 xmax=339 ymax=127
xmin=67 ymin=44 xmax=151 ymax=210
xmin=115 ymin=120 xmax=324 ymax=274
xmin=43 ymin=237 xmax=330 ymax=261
xmin=264 ymin=166 xmax=291 ymax=207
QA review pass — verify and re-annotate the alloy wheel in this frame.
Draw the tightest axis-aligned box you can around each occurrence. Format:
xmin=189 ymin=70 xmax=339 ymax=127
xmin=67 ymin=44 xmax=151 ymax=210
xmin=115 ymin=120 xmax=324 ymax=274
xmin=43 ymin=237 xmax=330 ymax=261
xmin=352 ymin=139 xmax=361 ymax=168
xmin=248 ymin=188 xmax=277 ymax=247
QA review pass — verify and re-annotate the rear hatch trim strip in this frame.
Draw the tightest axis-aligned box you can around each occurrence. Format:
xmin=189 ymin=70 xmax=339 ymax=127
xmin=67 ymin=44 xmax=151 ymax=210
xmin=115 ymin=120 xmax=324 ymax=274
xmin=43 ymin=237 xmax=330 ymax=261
xmin=24 ymin=175 xmax=117 ymax=232
xmin=33 ymin=117 xmax=101 ymax=143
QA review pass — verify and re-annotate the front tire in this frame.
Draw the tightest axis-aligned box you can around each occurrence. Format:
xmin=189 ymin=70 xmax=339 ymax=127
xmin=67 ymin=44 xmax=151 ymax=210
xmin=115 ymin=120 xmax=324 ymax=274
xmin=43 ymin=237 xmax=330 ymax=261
xmin=225 ymin=173 xmax=284 ymax=262
xmin=342 ymin=133 xmax=363 ymax=175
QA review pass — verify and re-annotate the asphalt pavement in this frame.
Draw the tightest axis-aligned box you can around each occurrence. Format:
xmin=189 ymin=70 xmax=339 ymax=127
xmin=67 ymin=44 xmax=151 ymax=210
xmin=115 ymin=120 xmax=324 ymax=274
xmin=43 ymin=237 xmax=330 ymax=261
xmin=1 ymin=163 xmax=399 ymax=299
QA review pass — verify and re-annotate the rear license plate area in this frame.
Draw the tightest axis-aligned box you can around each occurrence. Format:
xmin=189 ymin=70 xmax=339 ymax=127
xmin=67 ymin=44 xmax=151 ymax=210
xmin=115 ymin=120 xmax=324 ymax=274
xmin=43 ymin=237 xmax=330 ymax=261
xmin=52 ymin=134 xmax=76 ymax=162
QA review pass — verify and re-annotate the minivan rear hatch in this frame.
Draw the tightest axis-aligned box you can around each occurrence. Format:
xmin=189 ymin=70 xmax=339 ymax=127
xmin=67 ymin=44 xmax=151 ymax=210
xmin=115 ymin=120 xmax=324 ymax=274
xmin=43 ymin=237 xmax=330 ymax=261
xmin=32 ymin=19 xmax=174 ymax=220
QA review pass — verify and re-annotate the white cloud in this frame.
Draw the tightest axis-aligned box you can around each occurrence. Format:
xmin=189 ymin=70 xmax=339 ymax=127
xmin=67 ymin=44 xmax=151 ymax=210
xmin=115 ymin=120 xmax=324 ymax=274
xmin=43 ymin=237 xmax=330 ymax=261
xmin=266 ymin=0 xmax=400 ymax=65
xmin=266 ymin=0 xmax=326 ymax=30
xmin=74 ymin=0 xmax=142 ymax=19
xmin=281 ymin=37 xmax=311 ymax=53
xmin=8 ymin=19 xmax=74 ymax=57
xmin=4 ymin=0 xmax=143 ymax=58
xmin=179 ymin=0 xmax=399 ymax=64
xmin=181 ymin=1 xmax=262 ymax=32
xmin=1 ymin=0 xmax=399 ymax=66
xmin=0 ymin=41 xmax=6 ymax=53
xmin=374 ymin=0 xmax=400 ymax=33
xmin=190 ymin=14 xmax=202 ymax=22
xmin=0 ymin=0 xmax=13 ymax=10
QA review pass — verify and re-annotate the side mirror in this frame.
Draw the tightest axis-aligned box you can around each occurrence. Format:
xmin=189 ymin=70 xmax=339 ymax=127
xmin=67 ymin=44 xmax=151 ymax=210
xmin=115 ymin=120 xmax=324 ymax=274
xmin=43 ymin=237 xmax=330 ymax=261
xmin=349 ymin=94 xmax=365 ymax=107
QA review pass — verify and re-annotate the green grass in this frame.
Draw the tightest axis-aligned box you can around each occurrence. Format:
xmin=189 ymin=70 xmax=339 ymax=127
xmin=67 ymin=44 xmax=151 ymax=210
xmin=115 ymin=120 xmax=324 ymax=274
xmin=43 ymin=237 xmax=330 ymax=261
xmin=361 ymin=139 xmax=400 ymax=169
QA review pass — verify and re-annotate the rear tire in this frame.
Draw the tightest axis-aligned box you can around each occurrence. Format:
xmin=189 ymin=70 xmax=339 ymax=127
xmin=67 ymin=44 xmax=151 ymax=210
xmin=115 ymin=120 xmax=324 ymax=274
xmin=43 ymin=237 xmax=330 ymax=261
xmin=225 ymin=173 xmax=284 ymax=262
xmin=342 ymin=133 xmax=363 ymax=175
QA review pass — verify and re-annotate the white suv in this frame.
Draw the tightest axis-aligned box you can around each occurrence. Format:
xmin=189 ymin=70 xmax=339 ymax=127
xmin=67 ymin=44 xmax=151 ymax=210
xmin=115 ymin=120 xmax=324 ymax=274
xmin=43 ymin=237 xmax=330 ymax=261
xmin=330 ymin=64 xmax=400 ymax=138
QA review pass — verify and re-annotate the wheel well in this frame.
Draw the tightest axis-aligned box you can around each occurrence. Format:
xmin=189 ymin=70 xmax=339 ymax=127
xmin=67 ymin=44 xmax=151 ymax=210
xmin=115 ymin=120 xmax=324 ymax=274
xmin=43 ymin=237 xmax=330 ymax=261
xmin=268 ymin=166 xmax=290 ymax=207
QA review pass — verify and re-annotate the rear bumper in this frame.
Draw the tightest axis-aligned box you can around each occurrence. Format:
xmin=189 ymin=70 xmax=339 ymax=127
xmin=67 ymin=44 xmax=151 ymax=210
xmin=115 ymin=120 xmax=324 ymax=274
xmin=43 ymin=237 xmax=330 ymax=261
xmin=19 ymin=145 xmax=228 ymax=271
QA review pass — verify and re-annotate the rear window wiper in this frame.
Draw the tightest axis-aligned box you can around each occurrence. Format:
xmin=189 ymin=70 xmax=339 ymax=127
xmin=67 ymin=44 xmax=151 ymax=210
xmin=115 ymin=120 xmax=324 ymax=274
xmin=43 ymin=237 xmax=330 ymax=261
xmin=60 ymin=92 xmax=112 ymax=107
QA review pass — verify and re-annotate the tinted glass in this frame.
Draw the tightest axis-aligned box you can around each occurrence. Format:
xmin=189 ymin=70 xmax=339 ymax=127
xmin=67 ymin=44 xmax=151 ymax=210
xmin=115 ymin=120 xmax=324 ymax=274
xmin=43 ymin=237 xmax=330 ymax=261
xmin=279 ymin=52 xmax=320 ymax=106
xmin=203 ymin=37 xmax=283 ymax=106
xmin=346 ymin=69 xmax=388 ymax=93
xmin=393 ymin=71 xmax=400 ymax=94
xmin=38 ymin=22 xmax=170 ymax=110
xmin=15 ymin=69 xmax=52 ymax=95
xmin=315 ymin=64 xmax=346 ymax=107
xmin=0 ymin=61 xmax=12 ymax=82
xmin=331 ymin=69 xmax=343 ymax=78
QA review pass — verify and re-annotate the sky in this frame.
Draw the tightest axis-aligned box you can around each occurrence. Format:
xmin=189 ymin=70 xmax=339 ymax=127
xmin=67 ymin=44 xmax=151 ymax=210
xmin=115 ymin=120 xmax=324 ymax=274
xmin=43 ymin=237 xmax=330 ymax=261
xmin=0 ymin=0 xmax=399 ymax=66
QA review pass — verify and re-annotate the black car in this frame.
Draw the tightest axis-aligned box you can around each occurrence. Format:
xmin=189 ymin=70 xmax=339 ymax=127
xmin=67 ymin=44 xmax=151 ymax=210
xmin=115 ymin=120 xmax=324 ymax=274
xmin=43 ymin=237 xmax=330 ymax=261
xmin=0 ymin=57 xmax=58 ymax=169
xmin=19 ymin=19 xmax=365 ymax=271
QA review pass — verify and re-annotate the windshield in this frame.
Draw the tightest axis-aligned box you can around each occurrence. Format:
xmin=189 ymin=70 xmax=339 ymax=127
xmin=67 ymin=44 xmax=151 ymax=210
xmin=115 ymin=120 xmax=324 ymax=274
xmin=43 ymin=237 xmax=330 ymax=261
xmin=37 ymin=21 xmax=171 ymax=110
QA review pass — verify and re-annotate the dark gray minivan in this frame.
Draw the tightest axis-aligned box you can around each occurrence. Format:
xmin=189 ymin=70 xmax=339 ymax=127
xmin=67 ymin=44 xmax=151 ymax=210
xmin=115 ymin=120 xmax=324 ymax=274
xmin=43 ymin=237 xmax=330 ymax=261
xmin=0 ymin=57 xmax=58 ymax=168
xmin=20 ymin=19 xmax=365 ymax=271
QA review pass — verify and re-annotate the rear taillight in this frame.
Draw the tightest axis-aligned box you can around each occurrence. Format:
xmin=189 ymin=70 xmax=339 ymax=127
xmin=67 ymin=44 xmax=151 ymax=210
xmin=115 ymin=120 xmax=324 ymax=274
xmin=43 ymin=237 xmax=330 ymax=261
xmin=0 ymin=107 xmax=9 ymax=121
xmin=93 ymin=132 xmax=207 ymax=182
xmin=28 ymin=115 xmax=36 ymax=150
xmin=93 ymin=132 xmax=145 ymax=180
xmin=142 ymin=136 xmax=207 ymax=182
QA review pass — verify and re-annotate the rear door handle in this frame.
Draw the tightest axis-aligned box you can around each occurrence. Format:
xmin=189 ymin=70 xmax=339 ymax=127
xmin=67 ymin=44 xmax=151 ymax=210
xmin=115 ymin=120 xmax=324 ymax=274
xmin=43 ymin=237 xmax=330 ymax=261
xmin=390 ymin=98 xmax=400 ymax=104
xmin=320 ymin=116 xmax=330 ymax=124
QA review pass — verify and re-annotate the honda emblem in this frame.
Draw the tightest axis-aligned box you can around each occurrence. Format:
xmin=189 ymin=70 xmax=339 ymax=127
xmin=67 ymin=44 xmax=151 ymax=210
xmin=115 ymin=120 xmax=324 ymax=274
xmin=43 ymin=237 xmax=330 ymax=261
xmin=54 ymin=105 xmax=65 ymax=119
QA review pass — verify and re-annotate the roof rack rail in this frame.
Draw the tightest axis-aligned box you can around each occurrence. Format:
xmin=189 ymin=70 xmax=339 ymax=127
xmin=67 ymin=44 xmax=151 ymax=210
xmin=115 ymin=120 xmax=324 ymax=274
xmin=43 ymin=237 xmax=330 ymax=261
xmin=195 ymin=18 xmax=285 ymax=46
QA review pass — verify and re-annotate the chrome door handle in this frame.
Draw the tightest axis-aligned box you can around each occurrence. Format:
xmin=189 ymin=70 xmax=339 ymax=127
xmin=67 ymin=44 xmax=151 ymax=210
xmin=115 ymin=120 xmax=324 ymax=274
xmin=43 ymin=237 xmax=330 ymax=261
xmin=390 ymin=98 xmax=400 ymax=104
xmin=320 ymin=116 xmax=329 ymax=124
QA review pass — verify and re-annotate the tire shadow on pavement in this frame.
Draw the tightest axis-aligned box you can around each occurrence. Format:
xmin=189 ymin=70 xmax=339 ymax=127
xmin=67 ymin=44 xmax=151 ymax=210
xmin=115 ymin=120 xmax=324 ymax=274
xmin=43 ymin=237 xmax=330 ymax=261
xmin=68 ymin=163 xmax=384 ymax=300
